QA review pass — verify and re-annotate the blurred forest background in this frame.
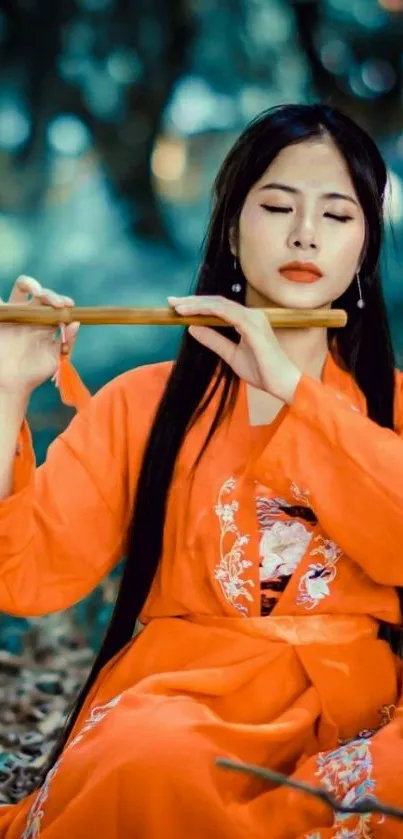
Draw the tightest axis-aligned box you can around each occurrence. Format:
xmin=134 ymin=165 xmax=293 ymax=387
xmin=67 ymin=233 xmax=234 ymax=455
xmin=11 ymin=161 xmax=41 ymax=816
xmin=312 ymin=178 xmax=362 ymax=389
xmin=1 ymin=0 xmax=403 ymax=801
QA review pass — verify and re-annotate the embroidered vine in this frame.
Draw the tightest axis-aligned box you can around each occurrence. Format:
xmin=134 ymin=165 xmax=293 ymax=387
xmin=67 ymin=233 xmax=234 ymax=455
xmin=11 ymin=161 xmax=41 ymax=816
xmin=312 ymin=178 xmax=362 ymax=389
xmin=214 ymin=477 xmax=254 ymax=614
xmin=297 ymin=534 xmax=343 ymax=610
xmin=21 ymin=694 xmax=122 ymax=838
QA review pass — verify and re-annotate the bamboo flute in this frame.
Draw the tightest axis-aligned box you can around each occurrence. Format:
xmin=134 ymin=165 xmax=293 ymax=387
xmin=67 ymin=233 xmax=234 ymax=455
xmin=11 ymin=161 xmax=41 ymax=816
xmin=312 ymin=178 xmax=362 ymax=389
xmin=0 ymin=306 xmax=347 ymax=329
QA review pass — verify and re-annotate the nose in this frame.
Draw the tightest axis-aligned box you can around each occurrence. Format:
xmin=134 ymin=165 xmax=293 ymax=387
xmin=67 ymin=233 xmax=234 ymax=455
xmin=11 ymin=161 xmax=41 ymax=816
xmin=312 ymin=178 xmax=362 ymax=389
xmin=287 ymin=215 xmax=318 ymax=251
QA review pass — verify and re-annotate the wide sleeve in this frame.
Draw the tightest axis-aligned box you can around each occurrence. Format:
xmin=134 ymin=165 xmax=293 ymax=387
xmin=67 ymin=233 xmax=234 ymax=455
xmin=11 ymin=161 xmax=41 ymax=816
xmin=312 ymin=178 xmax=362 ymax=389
xmin=252 ymin=371 xmax=403 ymax=586
xmin=0 ymin=365 xmax=164 ymax=617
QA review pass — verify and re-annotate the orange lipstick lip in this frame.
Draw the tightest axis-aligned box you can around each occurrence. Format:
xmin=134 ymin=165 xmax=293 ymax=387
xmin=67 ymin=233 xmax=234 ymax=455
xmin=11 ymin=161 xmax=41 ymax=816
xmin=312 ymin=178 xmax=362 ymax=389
xmin=279 ymin=262 xmax=323 ymax=284
xmin=280 ymin=269 xmax=322 ymax=284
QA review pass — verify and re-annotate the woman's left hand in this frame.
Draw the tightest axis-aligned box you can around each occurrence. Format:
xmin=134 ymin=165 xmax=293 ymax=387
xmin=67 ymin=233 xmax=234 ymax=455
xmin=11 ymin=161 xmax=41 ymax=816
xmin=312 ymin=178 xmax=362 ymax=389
xmin=168 ymin=295 xmax=302 ymax=404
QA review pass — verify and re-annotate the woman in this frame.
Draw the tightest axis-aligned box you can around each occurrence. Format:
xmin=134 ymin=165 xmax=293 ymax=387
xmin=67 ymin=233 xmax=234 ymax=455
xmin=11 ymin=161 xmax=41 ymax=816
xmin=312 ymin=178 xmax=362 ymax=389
xmin=0 ymin=103 xmax=403 ymax=838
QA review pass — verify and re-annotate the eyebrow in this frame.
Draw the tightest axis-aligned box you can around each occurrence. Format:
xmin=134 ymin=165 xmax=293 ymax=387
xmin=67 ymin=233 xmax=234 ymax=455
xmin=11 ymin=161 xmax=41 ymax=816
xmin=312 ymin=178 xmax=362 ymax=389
xmin=259 ymin=182 xmax=358 ymax=207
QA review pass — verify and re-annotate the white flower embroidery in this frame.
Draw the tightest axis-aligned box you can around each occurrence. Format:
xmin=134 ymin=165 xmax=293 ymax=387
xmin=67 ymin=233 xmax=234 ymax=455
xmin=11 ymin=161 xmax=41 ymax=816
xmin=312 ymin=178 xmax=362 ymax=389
xmin=298 ymin=563 xmax=336 ymax=607
xmin=259 ymin=520 xmax=312 ymax=581
xmin=297 ymin=535 xmax=342 ymax=610
xmin=21 ymin=694 xmax=122 ymax=838
xmin=214 ymin=477 xmax=254 ymax=614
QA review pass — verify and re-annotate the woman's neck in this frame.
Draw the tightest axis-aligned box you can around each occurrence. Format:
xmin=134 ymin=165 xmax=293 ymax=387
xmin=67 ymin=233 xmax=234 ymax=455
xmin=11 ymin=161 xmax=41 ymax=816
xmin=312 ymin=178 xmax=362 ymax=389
xmin=246 ymin=286 xmax=329 ymax=380
xmin=274 ymin=326 xmax=329 ymax=380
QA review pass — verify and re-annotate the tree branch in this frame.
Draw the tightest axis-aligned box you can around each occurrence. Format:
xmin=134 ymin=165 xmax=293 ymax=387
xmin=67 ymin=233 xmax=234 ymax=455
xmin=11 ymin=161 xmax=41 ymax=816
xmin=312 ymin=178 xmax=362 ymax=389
xmin=216 ymin=757 xmax=403 ymax=822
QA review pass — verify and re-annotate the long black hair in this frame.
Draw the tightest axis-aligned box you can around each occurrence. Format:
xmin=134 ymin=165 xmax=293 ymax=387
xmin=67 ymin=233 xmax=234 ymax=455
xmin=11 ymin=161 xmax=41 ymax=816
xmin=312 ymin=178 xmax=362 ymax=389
xmin=41 ymin=103 xmax=398 ymax=782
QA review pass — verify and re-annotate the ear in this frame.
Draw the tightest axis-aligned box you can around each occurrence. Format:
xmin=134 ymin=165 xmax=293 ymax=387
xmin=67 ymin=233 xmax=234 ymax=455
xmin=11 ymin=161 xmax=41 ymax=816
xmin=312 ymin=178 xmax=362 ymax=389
xmin=228 ymin=224 xmax=238 ymax=257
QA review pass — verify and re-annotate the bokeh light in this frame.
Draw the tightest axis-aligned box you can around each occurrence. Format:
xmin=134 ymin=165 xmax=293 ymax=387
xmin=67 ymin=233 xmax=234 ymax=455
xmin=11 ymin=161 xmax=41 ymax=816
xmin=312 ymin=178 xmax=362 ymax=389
xmin=378 ymin=0 xmax=403 ymax=10
xmin=151 ymin=138 xmax=187 ymax=182
xmin=167 ymin=76 xmax=236 ymax=135
xmin=0 ymin=103 xmax=30 ymax=151
xmin=107 ymin=48 xmax=142 ymax=85
xmin=318 ymin=38 xmax=352 ymax=76
xmin=47 ymin=115 xmax=92 ymax=156
xmin=384 ymin=169 xmax=403 ymax=223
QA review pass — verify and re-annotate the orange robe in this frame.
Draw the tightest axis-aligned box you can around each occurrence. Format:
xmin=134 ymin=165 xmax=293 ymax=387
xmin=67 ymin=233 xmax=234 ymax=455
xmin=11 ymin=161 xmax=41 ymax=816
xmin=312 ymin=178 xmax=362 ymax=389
xmin=1 ymin=353 xmax=403 ymax=838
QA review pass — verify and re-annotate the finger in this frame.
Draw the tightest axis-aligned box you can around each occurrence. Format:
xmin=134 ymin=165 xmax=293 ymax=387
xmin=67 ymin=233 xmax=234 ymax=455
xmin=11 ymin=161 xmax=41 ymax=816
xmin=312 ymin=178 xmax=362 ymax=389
xmin=9 ymin=275 xmax=44 ymax=303
xmin=43 ymin=292 xmax=74 ymax=306
xmin=188 ymin=325 xmax=236 ymax=365
xmin=64 ymin=321 xmax=80 ymax=350
xmin=168 ymin=295 xmax=227 ymax=306
xmin=32 ymin=289 xmax=74 ymax=309
xmin=9 ymin=276 xmax=75 ymax=309
xmin=49 ymin=322 xmax=79 ymax=356
xmin=170 ymin=297 xmax=249 ymax=332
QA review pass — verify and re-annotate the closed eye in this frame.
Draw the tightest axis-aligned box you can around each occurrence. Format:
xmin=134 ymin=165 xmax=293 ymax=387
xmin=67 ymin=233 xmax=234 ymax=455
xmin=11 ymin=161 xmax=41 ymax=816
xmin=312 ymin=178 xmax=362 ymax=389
xmin=261 ymin=205 xmax=353 ymax=223
xmin=261 ymin=205 xmax=292 ymax=214
xmin=324 ymin=213 xmax=353 ymax=223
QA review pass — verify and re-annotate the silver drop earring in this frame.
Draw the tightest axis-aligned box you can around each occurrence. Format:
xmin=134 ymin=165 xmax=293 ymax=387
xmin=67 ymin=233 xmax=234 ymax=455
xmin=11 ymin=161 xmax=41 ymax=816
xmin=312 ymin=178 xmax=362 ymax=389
xmin=356 ymin=271 xmax=365 ymax=309
xmin=231 ymin=256 xmax=242 ymax=294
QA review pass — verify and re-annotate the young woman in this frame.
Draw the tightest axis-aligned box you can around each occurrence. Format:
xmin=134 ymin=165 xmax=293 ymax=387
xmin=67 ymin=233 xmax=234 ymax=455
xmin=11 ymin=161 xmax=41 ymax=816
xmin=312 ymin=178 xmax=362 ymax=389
xmin=0 ymin=103 xmax=403 ymax=839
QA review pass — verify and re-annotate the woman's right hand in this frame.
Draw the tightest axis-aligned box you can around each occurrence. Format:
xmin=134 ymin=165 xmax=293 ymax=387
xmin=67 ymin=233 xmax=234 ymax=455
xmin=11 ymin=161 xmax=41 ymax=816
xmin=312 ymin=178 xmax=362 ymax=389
xmin=0 ymin=275 xmax=79 ymax=396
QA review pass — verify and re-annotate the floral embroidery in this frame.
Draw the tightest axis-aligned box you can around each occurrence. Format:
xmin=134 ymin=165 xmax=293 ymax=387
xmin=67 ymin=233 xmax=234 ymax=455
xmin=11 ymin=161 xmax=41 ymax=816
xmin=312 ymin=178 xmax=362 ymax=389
xmin=297 ymin=534 xmax=342 ymax=610
xmin=259 ymin=520 xmax=312 ymax=582
xmin=338 ymin=704 xmax=396 ymax=745
xmin=256 ymin=489 xmax=317 ymax=615
xmin=379 ymin=703 xmax=395 ymax=726
xmin=256 ymin=494 xmax=292 ymax=523
xmin=20 ymin=760 xmax=62 ymax=839
xmin=214 ymin=477 xmax=254 ymax=614
xmin=256 ymin=493 xmax=317 ymax=526
xmin=290 ymin=482 xmax=312 ymax=506
xmin=21 ymin=694 xmax=122 ymax=838
xmin=315 ymin=737 xmax=383 ymax=838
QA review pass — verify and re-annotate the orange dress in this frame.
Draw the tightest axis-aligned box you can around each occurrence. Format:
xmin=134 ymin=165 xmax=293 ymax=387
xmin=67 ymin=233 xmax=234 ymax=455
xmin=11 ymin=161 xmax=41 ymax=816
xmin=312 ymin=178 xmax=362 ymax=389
xmin=1 ymin=353 xmax=403 ymax=838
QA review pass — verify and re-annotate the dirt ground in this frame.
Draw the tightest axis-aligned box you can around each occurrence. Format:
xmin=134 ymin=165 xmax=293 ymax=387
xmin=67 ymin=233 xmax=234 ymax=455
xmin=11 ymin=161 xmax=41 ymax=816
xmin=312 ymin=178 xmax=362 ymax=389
xmin=0 ymin=617 xmax=92 ymax=805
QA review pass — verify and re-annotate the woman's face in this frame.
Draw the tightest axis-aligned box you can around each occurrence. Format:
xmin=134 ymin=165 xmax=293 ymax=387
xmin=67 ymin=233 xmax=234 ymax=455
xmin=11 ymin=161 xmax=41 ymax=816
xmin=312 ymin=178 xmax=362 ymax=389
xmin=234 ymin=136 xmax=366 ymax=309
